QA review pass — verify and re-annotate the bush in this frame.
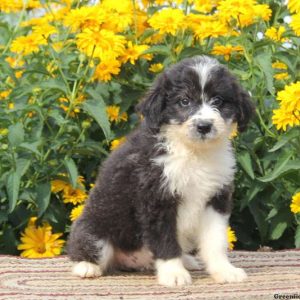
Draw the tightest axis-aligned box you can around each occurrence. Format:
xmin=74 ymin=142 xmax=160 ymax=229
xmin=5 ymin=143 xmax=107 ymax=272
xmin=0 ymin=0 xmax=299 ymax=256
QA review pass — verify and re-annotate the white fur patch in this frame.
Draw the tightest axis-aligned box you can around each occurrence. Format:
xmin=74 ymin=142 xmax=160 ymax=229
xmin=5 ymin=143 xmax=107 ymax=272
xmin=156 ymin=258 xmax=192 ymax=286
xmin=198 ymin=206 xmax=247 ymax=283
xmin=72 ymin=261 xmax=102 ymax=278
xmin=95 ymin=240 xmax=114 ymax=271
xmin=188 ymin=103 xmax=233 ymax=140
xmin=153 ymin=126 xmax=235 ymax=253
xmin=192 ymin=56 xmax=219 ymax=90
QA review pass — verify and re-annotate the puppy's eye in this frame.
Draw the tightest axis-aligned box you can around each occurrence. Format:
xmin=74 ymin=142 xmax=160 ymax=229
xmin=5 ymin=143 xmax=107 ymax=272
xmin=212 ymin=96 xmax=224 ymax=106
xmin=179 ymin=99 xmax=190 ymax=107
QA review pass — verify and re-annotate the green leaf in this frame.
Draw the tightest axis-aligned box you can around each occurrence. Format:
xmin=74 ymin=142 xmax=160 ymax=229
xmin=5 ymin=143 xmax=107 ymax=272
xmin=237 ymin=151 xmax=255 ymax=179
xmin=266 ymin=208 xmax=278 ymax=220
xmin=36 ymin=182 xmax=51 ymax=217
xmin=82 ymin=95 xmax=111 ymax=140
xmin=8 ymin=123 xmax=24 ymax=147
xmin=0 ymin=211 xmax=8 ymax=224
xmin=248 ymin=200 xmax=268 ymax=243
xmin=64 ymin=157 xmax=78 ymax=188
xmin=240 ymin=181 xmax=264 ymax=210
xmin=6 ymin=171 xmax=21 ymax=213
xmin=20 ymin=141 xmax=41 ymax=156
xmin=255 ymin=52 xmax=274 ymax=95
xmin=1 ymin=226 xmax=18 ymax=255
xmin=295 ymin=225 xmax=300 ymax=248
xmin=142 ymin=45 xmax=171 ymax=56
xmin=258 ymin=152 xmax=293 ymax=182
xmin=270 ymin=222 xmax=287 ymax=240
xmin=269 ymin=207 xmax=292 ymax=241
xmin=179 ymin=47 xmax=203 ymax=60
xmin=139 ymin=28 xmax=156 ymax=43
xmin=16 ymin=158 xmax=31 ymax=176
xmin=269 ymin=129 xmax=299 ymax=152
xmin=39 ymin=78 xmax=68 ymax=94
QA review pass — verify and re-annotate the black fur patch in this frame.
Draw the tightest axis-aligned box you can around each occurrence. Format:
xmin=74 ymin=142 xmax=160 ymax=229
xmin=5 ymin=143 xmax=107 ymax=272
xmin=207 ymin=185 xmax=234 ymax=214
xmin=67 ymin=56 xmax=254 ymax=266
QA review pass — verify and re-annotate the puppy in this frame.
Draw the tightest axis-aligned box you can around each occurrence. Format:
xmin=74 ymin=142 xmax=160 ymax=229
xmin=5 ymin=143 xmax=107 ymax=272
xmin=67 ymin=55 xmax=254 ymax=286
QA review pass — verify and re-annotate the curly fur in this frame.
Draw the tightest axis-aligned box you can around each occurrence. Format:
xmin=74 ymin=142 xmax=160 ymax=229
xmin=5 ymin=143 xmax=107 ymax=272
xmin=67 ymin=55 xmax=254 ymax=286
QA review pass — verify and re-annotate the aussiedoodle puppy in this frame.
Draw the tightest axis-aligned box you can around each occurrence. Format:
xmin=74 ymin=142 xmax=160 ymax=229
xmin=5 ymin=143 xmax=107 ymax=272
xmin=67 ymin=55 xmax=254 ymax=286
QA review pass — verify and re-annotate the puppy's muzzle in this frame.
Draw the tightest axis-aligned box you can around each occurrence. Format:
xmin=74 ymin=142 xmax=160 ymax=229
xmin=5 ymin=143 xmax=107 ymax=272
xmin=195 ymin=120 xmax=213 ymax=135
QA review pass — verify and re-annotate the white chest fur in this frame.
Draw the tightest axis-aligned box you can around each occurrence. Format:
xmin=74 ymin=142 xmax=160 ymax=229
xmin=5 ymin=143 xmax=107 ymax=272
xmin=153 ymin=138 xmax=236 ymax=252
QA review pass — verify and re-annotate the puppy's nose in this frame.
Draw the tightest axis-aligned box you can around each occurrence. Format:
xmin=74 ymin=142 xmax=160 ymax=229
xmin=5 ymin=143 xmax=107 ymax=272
xmin=197 ymin=121 xmax=212 ymax=134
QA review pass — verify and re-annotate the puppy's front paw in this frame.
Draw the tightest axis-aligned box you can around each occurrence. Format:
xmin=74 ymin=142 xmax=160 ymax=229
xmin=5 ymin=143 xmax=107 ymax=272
xmin=72 ymin=261 xmax=102 ymax=278
xmin=210 ymin=265 xmax=247 ymax=283
xmin=156 ymin=258 xmax=192 ymax=287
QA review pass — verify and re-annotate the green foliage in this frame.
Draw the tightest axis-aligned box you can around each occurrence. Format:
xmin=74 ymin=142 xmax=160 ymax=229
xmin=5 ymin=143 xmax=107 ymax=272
xmin=0 ymin=0 xmax=300 ymax=255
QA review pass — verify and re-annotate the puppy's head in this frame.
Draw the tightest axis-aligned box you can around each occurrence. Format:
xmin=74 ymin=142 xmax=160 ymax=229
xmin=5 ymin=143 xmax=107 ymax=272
xmin=138 ymin=56 xmax=254 ymax=145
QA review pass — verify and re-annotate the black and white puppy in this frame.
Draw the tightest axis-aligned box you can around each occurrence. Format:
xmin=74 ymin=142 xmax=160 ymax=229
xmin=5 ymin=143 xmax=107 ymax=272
xmin=67 ymin=55 xmax=254 ymax=286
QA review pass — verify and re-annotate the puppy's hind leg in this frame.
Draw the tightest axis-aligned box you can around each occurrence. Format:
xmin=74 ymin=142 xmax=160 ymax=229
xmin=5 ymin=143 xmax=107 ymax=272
xmin=72 ymin=240 xmax=114 ymax=278
xmin=67 ymin=221 xmax=114 ymax=278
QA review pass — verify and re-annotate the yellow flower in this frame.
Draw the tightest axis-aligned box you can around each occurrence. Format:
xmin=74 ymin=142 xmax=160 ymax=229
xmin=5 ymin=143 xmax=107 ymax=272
xmin=187 ymin=14 xmax=230 ymax=40
xmin=288 ymin=0 xmax=300 ymax=13
xmin=0 ymin=90 xmax=12 ymax=99
xmin=15 ymin=70 xmax=23 ymax=79
xmin=121 ymin=41 xmax=149 ymax=65
xmin=149 ymin=63 xmax=164 ymax=73
xmin=253 ymin=4 xmax=272 ymax=22
xmin=291 ymin=14 xmax=300 ymax=36
xmin=229 ymin=123 xmax=238 ymax=139
xmin=272 ymin=81 xmax=300 ymax=130
xmin=5 ymin=56 xmax=25 ymax=68
xmin=63 ymin=6 xmax=107 ymax=32
xmin=106 ymin=105 xmax=128 ymax=123
xmin=101 ymin=0 xmax=134 ymax=32
xmin=0 ymin=128 xmax=8 ymax=135
xmin=274 ymin=73 xmax=289 ymax=80
xmin=272 ymin=61 xmax=288 ymax=70
xmin=272 ymin=108 xmax=300 ymax=131
xmin=51 ymin=174 xmax=84 ymax=193
xmin=8 ymin=103 xmax=14 ymax=109
xmin=134 ymin=10 xmax=150 ymax=37
xmin=265 ymin=26 xmax=287 ymax=42
xmin=217 ymin=0 xmax=271 ymax=27
xmin=70 ymin=204 xmax=85 ymax=221
xmin=0 ymin=0 xmax=40 ymax=13
xmin=10 ymin=34 xmax=47 ymax=55
xmin=194 ymin=0 xmax=219 ymax=13
xmin=18 ymin=217 xmax=65 ymax=258
xmin=46 ymin=62 xmax=58 ymax=76
xmin=51 ymin=179 xmax=69 ymax=193
xmin=277 ymin=81 xmax=300 ymax=112
xmin=52 ymin=42 xmax=64 ymax=53
xmin=291 ymin=192 xmax=300 ymax=214
xmin=148 ymin=8 xmax=186 ymax=36
xmin=211 ymin=44 xmax=243 ymax=61
xmin=145 ymin=33 xmax=165 ymax=45
xmin=63 ymin=186 xmax=87 ymax=205
xmin=272 ymin=61 xmax=289 ymax=81
xmin=110 ymin=137 xmax=126 ymax=151
xmin=227 ymin=226 xmax=237 ymax=250
xmin=76 ymin=28 xmax=126 ymax=60
xmin=32 ymin=23 xmax=57 ymax=39
xmin=93 ymin=58 xmax=121 ymax=82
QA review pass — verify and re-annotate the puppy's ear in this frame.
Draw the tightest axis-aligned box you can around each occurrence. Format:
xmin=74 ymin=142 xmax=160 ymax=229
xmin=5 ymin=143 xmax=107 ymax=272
xmin=235 ymin=84 xmax=255 ymax=132
xmin=136 ymin=76 xmax=166 ymax=130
